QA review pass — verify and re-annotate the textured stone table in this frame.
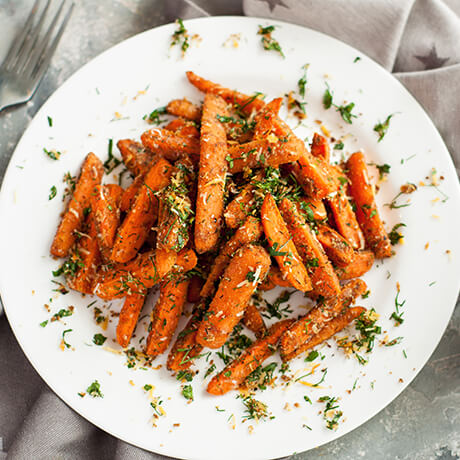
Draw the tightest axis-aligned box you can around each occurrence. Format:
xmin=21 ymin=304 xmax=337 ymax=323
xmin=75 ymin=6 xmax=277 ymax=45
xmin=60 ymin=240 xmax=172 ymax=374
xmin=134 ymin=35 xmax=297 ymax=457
xmin=0 ymin=1 xmax=458 ymax=459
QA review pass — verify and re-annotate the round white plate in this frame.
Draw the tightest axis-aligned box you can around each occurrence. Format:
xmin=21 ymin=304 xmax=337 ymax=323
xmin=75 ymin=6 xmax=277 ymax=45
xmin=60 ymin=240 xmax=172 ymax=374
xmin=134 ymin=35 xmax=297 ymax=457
xmin=0 ymin=16 xmax=459 ymax=460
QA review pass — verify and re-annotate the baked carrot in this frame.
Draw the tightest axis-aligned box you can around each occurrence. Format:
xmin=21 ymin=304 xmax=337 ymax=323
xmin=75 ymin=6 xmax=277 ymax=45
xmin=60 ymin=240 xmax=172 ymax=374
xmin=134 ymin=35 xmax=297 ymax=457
xmin=164 ymin=117 xmax=187 ymax=131
xmin=200 ymin=216 xmax=263 ymax=298
xmin=91 ymin=184 xmax=123 ymax=263
xmin=141 ymin=128 xmax=199 ymax=162
xmin=283 ymin=306 xmax=366 ymax=361
xmin=186 ymin=71 xmax=265 ymax=115
xmin=310 ymin=133 xmax=330 ymax=162
xmin=50 ymin=152 xmax=104 ymax=258
xmin=316 ymin=224 xmax=356 ymax=267
xmin=187 ymin=275 xmax=204 ymax=302
xmin=227 ymin=136 xmax=304 ymax=173
xmin=206 ymin=319 xmax=294 ymax=395
xmin=261 ymin=194 xmax=311 ymax=292
xmin=167 ymin=98 xmax=201 ymax=122
xmin=346 ymin=152 xmax=392 ymax=258
xmin=196 ymin=244 xmax=271 ymax=349
xmin=111 ymin=156 xmax=173 ymax=263
xmin=116 ymin=291 xmax=147 ymax=348
xmin=335 ymin=250 xmax=375 ymax=281
xmin=279 ymin=278 xmax=367 ymax=360
xmin=258 ymin=266 xmax=293 ymax=291
xmin=167 ymin=301 xmax=206 ymax=371
xmin=120 ymin=175 xmax=144 ymax=212
xmin=145 ymin=276 xmax=190 ymax=357
xmin=253 ymin=98 xmax=283 ymax=138
xmin=117 ymin=139 xmax=152 ymax=176
xmin=327 ymin=188 xmax=365 ymax=250
xmin=224 ymin=171 xmax=264 ymax=228
xmin=194 ymin=93 xmax=229 ymax=253
xmin=242 ymin=302 xmax=267 ymax=338
xmin=66 ymin=210 xmax=101 ymax=294
xmin=279 ymin=198 xmax=341 ymax=298
xmin=298 ymin=197 xmax=327 ymax=221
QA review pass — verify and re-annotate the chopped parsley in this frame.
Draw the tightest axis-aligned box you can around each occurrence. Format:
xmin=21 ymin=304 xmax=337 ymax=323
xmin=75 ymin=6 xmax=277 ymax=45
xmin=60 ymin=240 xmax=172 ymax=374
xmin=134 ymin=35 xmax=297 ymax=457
xmin=390 ymin=288 xmax=406 ymax=325
xmin=61 ymin=329 xmax=72 ymax=349
xmin=171 ymin=18 xmax=190 ymax=56
xmin=93 ymin=333 xmax=107 ymax=346
xmin=262 ymin=290 xmax=293 ymax=319
xmin=323 ymin=83 xmax=333 ymax=109
xmin=268 ymin=242 xmax=288 ymax=257
xmin=374 ymin=114 xmax=394 ymax=142
xmin=323 ymin=83 xmax=358 ymax=123
xmin=369 ymin=162 xmax=391 ymax=180
xmin=257 ymin=25 xmax=284 ymax=58
xmin=143 ymin=106 xmax=167 ymax=125
xmin=182 ymin=384 xmax=194 ymax=401
xmin=47 ymin=116 xmax=53 ymax=127
xmin=176 ymin=370 xmax=194 ymax=382
xmin=143 ymin=384 xmax=153 ymax=391
xmin=204 ymin=363 xmax=216 ymax=378
xmin=319 ymin=396 xmax=342 ymax=430
xmin=298 ymin=64 xmax=309 ymax=98
xmin=43 ymin=148 xmax=61 ymax=160
xmin=51 ymin=307 xmax=74 ymax=322
xmin=103 ymin=138 xmax=121 ymax=173
xmin=304 ymin=395 xmax=312 ymax=404
xmin=39 ymin=320 xmax=48 ymax=328
xmin=52 ymin=254 xmax=84 ymax=278
xmin=305 ymin=350 xmax=319 ymax=362
xmin=334 ymin=141 xmax=344 ymax=150
xmin=354 ymin=56 xmax=361 ymax=63
xmin=48 ymin=186 xmax=57 ymax=200
xmin=239 ymin=394 xmax=272 ymax=421
xmin=86 ymin=380 xmax=103 ymax=398
xmin=245 ymin=362 xmax=277 ymax=391
xmin=388 ymin=223 xmax=406 ymax=245
xmin=385 ymin=336 xmax=403 ymax=347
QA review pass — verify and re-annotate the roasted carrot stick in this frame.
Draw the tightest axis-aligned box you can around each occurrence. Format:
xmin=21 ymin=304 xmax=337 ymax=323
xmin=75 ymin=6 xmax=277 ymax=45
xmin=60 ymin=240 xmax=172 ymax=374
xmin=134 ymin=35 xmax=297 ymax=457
xmin=196 ymin=244 xmax=271 ymax=349
xmin=253 ymin=98 xmax=283 ymax=138
xmin=346 ymin=152 xmax=392 ymax=258
xmin=279 ymin=278 xmax=367 ymax=360
xmin=261 ymin=194 xmax=311 ymax=292
xmin=310 ymin=133 xmax=330 ymax=162
xmin=283 ymin=306 xmax=366 ymax=361
xmin=187 ymin=275 xmax=204 ymax=302
xmin=51 ymin=152 xmax=103 ymax=258
xmin=145 ymin=276 xmax=190 ymax=357
xmin=335 ymin=250 xmax=375 ymax=281
xmin=279 ymin=198 xmax=341 ymax=298
xmin=141 ymin=128 xmax=199 ymax=162
xmin=120 ymin=175 xmax=144 ymax=212
xmin=206 ymin=319 xmax=294 ymax=395
xmin=194 ymin=93 xmax=229 ymax=253
xmin=242 ymin=302 xmax=267 ymax=339
xmin=167 ymin=301 xmax=206 ymax=371
xmin=327 ymin=188 xmax=365 ymax=250
xmin=116 ymin=290 xmax=147 ymax=348
xmin=167 ymin=98 xmax=202 ymax=122
xmin=92 ymin=184 xmax=123 ymax=263
xmin=117 ymin=139 xmax=153 ymax=176
xmin=316 ymin=224 xmax=356 ymax=267
xmin=200 ymin=216 xmax=263 ymax=298
xmin=66 ymin=210 xmax=101 ymax=294
xmin=227 ymin=136 xmax=304 ymax=173
xmin=111 ymin=156 xmax=173 ymax=263
xmin=298 ymin=197 xmax=327 ymax=221
xmin=224 ymin=171 xmax=264 ymax=228
xmin=186 ymin=71 xmax=265 ymax=115
xmin=258 ymin=266 xmax=293 ymax=291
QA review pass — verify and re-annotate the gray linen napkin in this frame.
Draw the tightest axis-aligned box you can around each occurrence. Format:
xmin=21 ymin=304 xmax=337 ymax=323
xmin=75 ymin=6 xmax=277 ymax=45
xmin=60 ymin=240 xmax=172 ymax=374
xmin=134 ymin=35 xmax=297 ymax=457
xmin=1 ymin=1 xmax=459 ymax=459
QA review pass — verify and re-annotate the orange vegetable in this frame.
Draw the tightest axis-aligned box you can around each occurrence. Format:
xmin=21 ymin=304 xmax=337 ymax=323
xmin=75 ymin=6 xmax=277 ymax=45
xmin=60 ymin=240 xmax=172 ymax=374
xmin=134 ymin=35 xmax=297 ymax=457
xmin=120 ymin=175 xmax=144 ymax=212
xmin=196 ymin=244 xmax=271 ymax=349
xmin=117 ymin=139 xmax=152 ymax=176
xmin=242 ymin=302 xmax=267 ymax=339
xmin=206 ymin=319 xmax=294 ymax=395
xmin=111 ymin=157 xmax=173 ymax=263
xmin=200 ymin=216 xmax=263 ymax=298
xmin=145 ymin=276 xmax=190 ymax=357
xmin=261 ymin=194 xmax=311 ymax=292
xmin=279 ymin=278 xmax=367 ymax=360
xmin=194 ymin=93 xmax=229 ymax=253
xmin=253 ymin=98 xmax=283 ymax=138
xmin=186 ymin=71 xmax=265 ymax=115
xmin=116 ymin=291 xmax=147 ymax=348
xmin=310 ymin=133 xmax=330 ymax=162
xmin=346 ymin=152 xmax=392 ymax=258
xmin=167 ymin=98 xmax=202 ymax=122
xmin=258 ymin=266 xmax=293 ymax=291
xmin=167 ymin=301 xmax=206 ymax=371
xmin=51 ymin=152 xmax=103 ymax=258
xmin=91 ymin=184 xmax=123 ymax=263
xmin=279 ymin=198 xmax=341 ymax=298
xmin=283 ymin=306 xmax=366 ymax=361
xmin=316 ymin=224 xmax=356 ymax=267
xmin=66 ymin=210 xmax=101 ymax=294
xmin=335 ymin=250 xmax=375 ymax=281
xmin=299 ymin=197 xmax=327 ymax=221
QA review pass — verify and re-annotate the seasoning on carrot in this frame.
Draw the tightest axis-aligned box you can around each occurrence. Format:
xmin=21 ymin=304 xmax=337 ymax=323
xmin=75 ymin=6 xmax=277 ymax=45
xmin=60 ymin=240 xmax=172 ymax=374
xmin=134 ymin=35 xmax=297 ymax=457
xmin=116 ymin=291 xmax=147 ymax=348
xmin=242 ymin=302 xmax=267 ymax=339
xmin=117 ymin=139 xmax=153 ymax=176
xmin=316 ymin=224 xmax=356 ymax=267
xmin=335 ymin=250 xmax=375 ymax=281
xmin=167 ymin=98 xmax=202 ymax=122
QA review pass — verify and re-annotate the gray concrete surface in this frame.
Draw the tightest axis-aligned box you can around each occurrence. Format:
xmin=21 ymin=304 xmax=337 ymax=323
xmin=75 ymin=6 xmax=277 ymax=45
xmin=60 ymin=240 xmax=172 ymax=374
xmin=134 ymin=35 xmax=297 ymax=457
xmin=0 ymin=1 xmax=458 ymax=459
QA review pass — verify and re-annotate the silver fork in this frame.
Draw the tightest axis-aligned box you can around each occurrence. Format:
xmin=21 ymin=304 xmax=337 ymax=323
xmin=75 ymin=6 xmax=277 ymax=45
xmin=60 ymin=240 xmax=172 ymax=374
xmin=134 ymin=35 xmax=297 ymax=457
xmin=0 ymin=0 xmax=74 ymax=112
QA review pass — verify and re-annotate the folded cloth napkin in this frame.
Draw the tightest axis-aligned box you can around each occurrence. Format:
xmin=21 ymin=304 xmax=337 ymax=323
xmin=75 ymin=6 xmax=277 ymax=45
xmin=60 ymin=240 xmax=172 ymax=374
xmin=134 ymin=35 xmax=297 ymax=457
xmin=1 ymin=1 xmax=459 ymax=459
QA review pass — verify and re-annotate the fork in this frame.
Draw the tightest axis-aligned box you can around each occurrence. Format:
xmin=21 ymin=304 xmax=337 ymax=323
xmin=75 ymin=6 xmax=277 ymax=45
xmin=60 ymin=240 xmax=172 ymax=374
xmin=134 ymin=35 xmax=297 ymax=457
xmin=0 ymin=0 xmax=74 ymax=112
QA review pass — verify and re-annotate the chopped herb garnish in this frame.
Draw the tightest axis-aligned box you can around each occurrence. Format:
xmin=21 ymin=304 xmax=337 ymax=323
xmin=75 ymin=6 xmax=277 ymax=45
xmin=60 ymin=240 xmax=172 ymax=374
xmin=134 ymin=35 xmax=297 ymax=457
xmin=47 ymin=116 xmax=53 ymax=127
xmin=204 ymin=363 xmax=216 ymax=378
xmin=182 ymin=384 xmax=194 ymax=401
xmin=144 ymin=384 xmax=153 ymax=391
xmin=48 ymin=185 xmax=57 ymax=200
xmin=50 ymin=307 xmax=74 ymax=322
xmin=43 ymin=148 xmax=61 ymax=160
xmin=268 ymin=242 xmax=288 ymax=257
xmin=103 ymin=138 xmax=121 ymax=173
xmin=323 ymin=83 xmax=358 ymax=123
xmin=323 ymin=83 xmax=333 ymax=109
xmin=240 ymin=394 xmax=271 ymax=421
xmin=61 ymin=329 xmax=72 ymax=349
xmin=52 ymin=254 xmax=84 ymax=278
xmin=369 ymin=162 xmax=391 ymax=180
xmin=245 ymin=362 xmax=277 ymax=391
xmin=385 ymin=336 xmax=403 ymax=347
xmin=303 ymin=395 xmax=312 ymax=404
xmin=334 ymin=141 xmax=344 ymax=150
xmin=374 ymin=114 xmax=394 ymax=142
xmin=298 ymin=64 xmax=309 ymax=98
xmin=93 ymin=333 xmax=107 ymax=346
xmin=86 ymin=380 xmax=103 ymax=398
xmin=257 ymin=25 xmax=284 ymax=58
xmin=319 ymin=396 xmax=342 ymax=430
xmin=362 ymin=290 xmax=370 ymax=299
xmin=305 ymin=350 xmax=319 ymax=362
xmin=143 ymin=106 xmax=168 ymax=125
xmin=354 ymin=56 xmax=361 ymax=63
xmin=389 ymin=223 xmax=406 ymax=245
xmin=171 ymin=18 xmax=190 ymax=56
xmin=262 ymin=290 xmax=293 ymax=319
xmin=176 ymin=370 xmax=194 ymax=382
xmin=390 ymin=288 xmax=406 ymax=325
xmin=39 ymin=320 xmax=48 ymax=328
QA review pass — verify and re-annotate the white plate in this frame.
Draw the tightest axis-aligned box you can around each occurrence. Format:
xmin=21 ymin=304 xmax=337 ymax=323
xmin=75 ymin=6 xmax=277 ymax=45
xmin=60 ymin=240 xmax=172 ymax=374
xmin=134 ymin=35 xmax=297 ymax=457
xmin=0 ymin=16 xmax=459 ymax=460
